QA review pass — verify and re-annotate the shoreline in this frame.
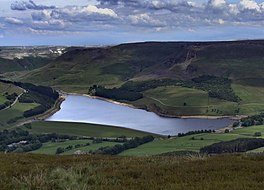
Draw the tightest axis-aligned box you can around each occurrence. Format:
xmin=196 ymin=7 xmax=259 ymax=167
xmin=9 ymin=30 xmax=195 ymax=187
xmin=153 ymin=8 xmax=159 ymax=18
xmin=36 ymin=90 xmax=248 ymax=135
xmin=57 ymin=90 xmax=245 ymax=120
xmin=37 ymin=96 xmax=66 ymax=120
xmin=12 ymin=96 xmax=66 ymax=128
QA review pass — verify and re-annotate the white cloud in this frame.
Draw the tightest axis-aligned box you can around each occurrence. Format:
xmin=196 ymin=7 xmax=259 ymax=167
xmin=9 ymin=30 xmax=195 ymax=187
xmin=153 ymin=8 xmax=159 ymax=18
xmin=228 ymin=4 xmax=240 ymax=15
xmin=11 ymin=0 xmax=55 ymax=11
xmin=4 ymin=17 xmax=24 ymax=25
xmin=80 ymin=5 xmax=117 ymax=17
xmin=129 ymin=13 xmax=164 ymax=26
xmin=209 ymin=0 xmax=226 ymax=8
xmin=218 ymin=18 xmax=225 ymax=24
xmin=239 ymin=0 xmax=261 ymax=12
xmin=4 ymin=0 xmax=264 ymax=35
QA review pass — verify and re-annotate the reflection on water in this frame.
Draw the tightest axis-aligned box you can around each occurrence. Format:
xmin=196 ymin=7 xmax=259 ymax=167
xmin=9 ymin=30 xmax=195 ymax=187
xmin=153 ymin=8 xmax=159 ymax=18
xmin=46 ymin=95 xmax=233 ymax=135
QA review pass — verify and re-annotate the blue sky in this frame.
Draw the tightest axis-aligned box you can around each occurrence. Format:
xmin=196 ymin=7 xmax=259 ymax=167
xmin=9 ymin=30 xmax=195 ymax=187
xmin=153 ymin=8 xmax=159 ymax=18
xmin=0 ymin=0 xmax=264 ymax=45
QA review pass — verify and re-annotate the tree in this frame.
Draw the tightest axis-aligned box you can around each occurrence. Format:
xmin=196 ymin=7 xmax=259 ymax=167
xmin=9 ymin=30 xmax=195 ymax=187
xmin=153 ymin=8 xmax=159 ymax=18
xmin=56 ymin=147 xmax=64 ymax=154
xmin=232 ymin=122 xmax=240 ymax=128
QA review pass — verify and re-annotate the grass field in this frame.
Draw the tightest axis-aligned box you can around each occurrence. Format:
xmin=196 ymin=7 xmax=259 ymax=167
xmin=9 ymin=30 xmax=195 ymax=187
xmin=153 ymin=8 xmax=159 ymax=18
xmin=125 ymin=84 xmax=264 ymax=116
xmin=1 ymin=153 xmax=264 ymax=189
xmin=232 ymin=84 xmax=264 ymax=115
xmin=61 ymin=141 xmax=122 ymax=155
xmin=26 ymin=121 xmax=159 ymax=138
xmin=247 ymin=147 xmax=264 ymax=153
xmin=0 ymin=102 xmax=39 ymax=128
xmin=119 ymin=133 xmax=241 ymax=156
xmin=0 ymin=82 xmax=23 ymax=104
xmin=24 ymin=122 xmax=264 ymax=156
xmin=130 ymin=85 xmax=237 ymax=116
xmin=31 ymin=139 xmax=122 ymax=155
xmin=0 ymin=81 xmax=41 ymax=128
xmin=120 ymin=125 xmax=264 ymax=156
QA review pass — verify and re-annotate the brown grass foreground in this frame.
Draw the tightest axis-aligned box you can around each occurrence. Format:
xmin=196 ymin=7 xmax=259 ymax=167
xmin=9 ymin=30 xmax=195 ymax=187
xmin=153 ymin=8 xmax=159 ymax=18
xmin=0 ymin=153 xmax=264 ymax=190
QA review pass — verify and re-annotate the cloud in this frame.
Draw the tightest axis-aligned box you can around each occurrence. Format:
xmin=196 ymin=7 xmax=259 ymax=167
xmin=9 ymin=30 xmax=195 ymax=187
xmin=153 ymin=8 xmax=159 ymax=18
xmin=81 ymin=5 xmax=117 ymax=17
xmin=5 ymin=17 xmax=24 ymax=25
xmin=129 ymin=13 xmax=165 ymax=27
xmin=97 ymin=0 xmax=138 ymax=6
xmin=208 ymin=0 xmax=226 ymax=8
xmin=5 ymin=0 xmax=264 ymax=36
xmin=31 ymin=10 xmax=51 ymax=21
xmin=11 ymin=0 xmax=55 ymax=11
xmin=29 ymin=5 xmax=118 ymax=32
xmin=239 ymin=0 xmax=261 ymax=12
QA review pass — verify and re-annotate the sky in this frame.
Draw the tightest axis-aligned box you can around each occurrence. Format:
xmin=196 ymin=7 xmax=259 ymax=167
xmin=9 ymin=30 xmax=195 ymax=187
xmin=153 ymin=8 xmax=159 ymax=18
xmin=0 ymin=0 xmax=264 ymax=45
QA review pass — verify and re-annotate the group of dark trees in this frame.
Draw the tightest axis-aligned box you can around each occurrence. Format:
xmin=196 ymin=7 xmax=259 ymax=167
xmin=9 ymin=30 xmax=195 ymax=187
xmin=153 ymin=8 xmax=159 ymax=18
xmin=178 ymin=129 xmax=215 ymax=137
xmin=91 ymin=136 xmax=154 ymax=155
xmin=55 ymin=137 xmax=130 ymax=155
xmin=0 ymin=80 xmax=59 ymax=117
xmin=89 ymin=79 xmax=178 ymax=101
xmin=89 ymin=76 xmax=240 ymax=103
xmin=200 ymin=138 xmax=264 ymax=154
xmin=0 ymin=101 xmax=11 ymax=110
xmin=0 ymin=92 xmax=18 ymax=110
xmin=189 ymin=75 xmax=240 ymax=102
xmin=0 ymin=128 xmax=76 ymax=153
xmin=56 ymin=142 xmax=91 ymax=154
xmin=0 ymin=79 xmax=59 ymax=118
xmin=89 ymin=85 xmax=143 ymax=101
xmin=18 ymin=83 xmax=59 ymax=118
xmin=120 ymin=76 xmax=240 ymax=102
xmin=241 ymin=113 xmax=264 ymax=127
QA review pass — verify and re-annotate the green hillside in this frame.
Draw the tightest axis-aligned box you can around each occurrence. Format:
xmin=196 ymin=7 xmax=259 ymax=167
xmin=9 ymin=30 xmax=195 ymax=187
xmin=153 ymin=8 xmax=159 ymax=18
xmin=21 ymin=40 xmax=264 ymax=116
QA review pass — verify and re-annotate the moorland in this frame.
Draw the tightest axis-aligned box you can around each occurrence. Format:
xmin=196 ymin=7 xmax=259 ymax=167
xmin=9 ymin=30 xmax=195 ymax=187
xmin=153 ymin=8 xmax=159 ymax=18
xmin=1 ymin=41 xmax=264 ymax=189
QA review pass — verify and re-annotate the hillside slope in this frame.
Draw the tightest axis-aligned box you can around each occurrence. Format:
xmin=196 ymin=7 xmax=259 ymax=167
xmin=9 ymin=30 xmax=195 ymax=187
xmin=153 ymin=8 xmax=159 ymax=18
xmin=23 ymin=40 xmax=264 ymax=87
xmin=21 ymin=40 xmax=264 ymax=116
xmin=1 ymin=153 xmax=264 ymax=190
xmin=0 ymin=46 xmax=67 ymax=75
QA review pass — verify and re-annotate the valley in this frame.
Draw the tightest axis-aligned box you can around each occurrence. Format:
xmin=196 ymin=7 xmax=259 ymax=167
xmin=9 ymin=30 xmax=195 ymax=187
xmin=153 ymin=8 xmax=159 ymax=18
xmin=0 ymin=40 xmax=264 ymax=158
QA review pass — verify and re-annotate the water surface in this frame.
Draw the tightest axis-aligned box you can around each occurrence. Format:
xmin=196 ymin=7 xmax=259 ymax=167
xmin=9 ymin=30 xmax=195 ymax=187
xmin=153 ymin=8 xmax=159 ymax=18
xmin=46 ymin=95 xmax=233 ymax=135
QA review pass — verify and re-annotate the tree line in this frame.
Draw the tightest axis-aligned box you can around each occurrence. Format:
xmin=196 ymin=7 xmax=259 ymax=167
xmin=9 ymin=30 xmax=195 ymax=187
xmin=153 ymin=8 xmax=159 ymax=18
xmin=240 ymin=113 xmax=264 ymax=127
xmin=0 ymin=128 xmax=77 ymax=153
xmin=89 ymin=85 xmax=143 ymax=101
xmin=88 ymin=75 xmax=240 ymax=103
xmin=90 ymin=136 xmax=154 ymax=155
xmin=200 ymin=138 xmax=264 ymax=154
xmin=0 ymin=92 xmax=18 ymax=110
xmin=178 ymin=129 xmax=215 ymax=137
xmin=0 ymin=79 xmax=59 ymax=118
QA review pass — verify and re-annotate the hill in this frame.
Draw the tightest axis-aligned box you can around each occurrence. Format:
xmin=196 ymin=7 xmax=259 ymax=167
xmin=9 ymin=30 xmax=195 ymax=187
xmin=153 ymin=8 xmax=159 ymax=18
xmin=22 ymin=40 xmax=264 ymax=87
xmin=21 ymin=40 xmax=264 ymax=116
xmin=0 ymin=46 xmax=67 ymax=79
xmin=1 ymin=153 xmax=264 ymax=190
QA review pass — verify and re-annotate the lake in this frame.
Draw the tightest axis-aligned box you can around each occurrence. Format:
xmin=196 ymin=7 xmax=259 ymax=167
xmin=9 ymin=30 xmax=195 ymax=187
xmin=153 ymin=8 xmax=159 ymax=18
xmin=46 ymin=95 xmax=234 ymax=135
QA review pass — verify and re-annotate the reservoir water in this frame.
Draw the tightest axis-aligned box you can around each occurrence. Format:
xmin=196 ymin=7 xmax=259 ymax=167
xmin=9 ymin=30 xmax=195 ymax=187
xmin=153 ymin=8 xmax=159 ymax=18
xmin=46 ymin=95 xmax=234 ymax=135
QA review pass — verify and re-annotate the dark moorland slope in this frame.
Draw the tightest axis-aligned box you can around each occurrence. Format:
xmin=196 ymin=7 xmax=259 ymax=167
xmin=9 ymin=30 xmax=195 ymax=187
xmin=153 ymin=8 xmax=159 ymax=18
xmin=23 ymin=40 xmax=264 ymax=87
xmin=1 ymin=153 xmax=264 ymax=190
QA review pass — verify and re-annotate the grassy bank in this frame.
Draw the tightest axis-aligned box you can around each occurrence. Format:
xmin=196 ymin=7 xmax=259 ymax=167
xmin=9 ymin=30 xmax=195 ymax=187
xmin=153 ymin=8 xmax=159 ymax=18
xmin=31 ymin=139 xmax=122 ymax=155
xmin=1 ymin=153 xmax=264 ymax=189
xmin=120 ymin=125 xmax=264 ymax=156
xmin=25 ymin=121 xmax=159 ymax=138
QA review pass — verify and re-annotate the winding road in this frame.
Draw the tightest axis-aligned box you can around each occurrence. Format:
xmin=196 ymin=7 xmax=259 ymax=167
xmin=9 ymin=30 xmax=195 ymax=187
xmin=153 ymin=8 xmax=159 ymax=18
xmin=0 ymin=90 xmax=25 ymax=112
